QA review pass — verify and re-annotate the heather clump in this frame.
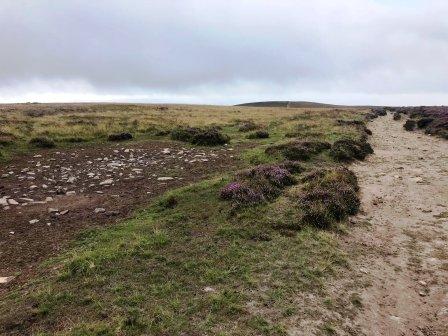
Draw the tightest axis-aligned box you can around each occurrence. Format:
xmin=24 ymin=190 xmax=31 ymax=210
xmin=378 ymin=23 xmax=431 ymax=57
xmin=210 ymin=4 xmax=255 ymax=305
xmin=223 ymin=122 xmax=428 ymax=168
xmin=293 ymin=167 xmax=360 ymax=229
xmin=219 ymin=182 xmax=264 ymax=205
xmin=107 ymin=132 xmax=133 ymax=141
xmin=395 ymin=106 xmax=447 ymax=139
xmin=220 ymin=164 xmax=297 ymax=206
xmin=329 ymin=138 xmax=373 ymax=162
xmin=238 ymin=121 xmax=258 ymax=132
xmin=29 ymin=136 xmax=56 ymax=148
xmin=393 ymin=112 xmax=402 ymax=121
xmin=265 ymin=140 xmax=331 ymax=161
xmin=417 ymin=118 xmax=434 ymax=129
xmin=171 ymin=126 xmax=230 ymax=146
xmin=403 ymin=119 xmax=416 ymax=131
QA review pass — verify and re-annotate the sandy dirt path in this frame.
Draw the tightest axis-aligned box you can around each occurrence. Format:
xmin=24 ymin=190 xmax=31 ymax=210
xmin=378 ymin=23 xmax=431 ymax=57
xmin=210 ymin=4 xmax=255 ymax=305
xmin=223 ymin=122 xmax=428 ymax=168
xmin=350 ymin=114 xmax=448 ymax=335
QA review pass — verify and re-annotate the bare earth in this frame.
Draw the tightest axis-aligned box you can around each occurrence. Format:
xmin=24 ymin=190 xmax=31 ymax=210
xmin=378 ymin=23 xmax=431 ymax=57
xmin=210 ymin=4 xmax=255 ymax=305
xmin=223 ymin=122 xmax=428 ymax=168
xmin=350 ymin=114 xmax=448 ymax=335
xmin=0 ymin=140 xmax=243 ymax=294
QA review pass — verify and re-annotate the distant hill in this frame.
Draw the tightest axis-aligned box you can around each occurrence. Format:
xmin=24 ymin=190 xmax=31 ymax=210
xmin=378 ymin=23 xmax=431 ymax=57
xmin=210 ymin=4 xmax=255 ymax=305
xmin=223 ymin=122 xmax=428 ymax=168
xmin=236 ymin=101 xmax=343 ymax=108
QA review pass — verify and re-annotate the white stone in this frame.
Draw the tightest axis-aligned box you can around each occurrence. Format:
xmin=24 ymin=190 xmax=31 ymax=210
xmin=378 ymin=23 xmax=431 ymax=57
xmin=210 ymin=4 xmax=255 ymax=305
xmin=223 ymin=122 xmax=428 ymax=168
xmin=157 ymin=177 xmax=174 ymax=181
xmin=0 ymin=197 xmax=8 ymax=206
xmin=0 ymin=276 xmax=15 ymax=284
xmin=29 ymin=219 xmax=39 ymax=224
xmin=94 ymin=208 xmax=106 ymax=213
xmin=7 ymin=199 xmax=18 ymax=205
xmin=99 ymin=179 xmax=113 ymax=185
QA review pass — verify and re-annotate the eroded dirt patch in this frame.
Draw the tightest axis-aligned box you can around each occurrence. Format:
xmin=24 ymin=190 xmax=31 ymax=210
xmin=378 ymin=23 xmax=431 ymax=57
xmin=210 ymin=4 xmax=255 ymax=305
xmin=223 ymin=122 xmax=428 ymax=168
xmin=0 ymin=140 xmax=244 ymax=293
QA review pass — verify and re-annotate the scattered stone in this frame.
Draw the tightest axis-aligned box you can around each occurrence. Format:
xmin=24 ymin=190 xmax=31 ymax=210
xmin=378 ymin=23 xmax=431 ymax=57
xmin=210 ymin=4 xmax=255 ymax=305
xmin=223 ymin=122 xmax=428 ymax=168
xmin=94 ymin=208 xmax=106 ymax=213
xmin=59 ymin=210 xmax=69 ymax=215
xmin=0 ymin=276 xmax=15 ymax=284
xmin=157 ymin=177 xmax=174 ymax=181
xmin=99 ymin=179 xmax=113 ymax=185
xmin=66 ymin=191 xmax=76 ymax=196
xmin=203 ymin=286 xmax=216 ymax=293
xmin=419 ymin=291 xmax=427 ymax=297
xmin=67 ymin=176 xmax=76 ymax=183
xmin=7 ymin=199 xmax=18 ymax=205
xmin=418 ymin=280 xmax=427 ymax=286
xmin=48 ymin=208 xmax=59 ymax=213
xmin=162 ymin=148 xmax=171 ymax=154
xmin=29 ymin=219 xmax=39 ymax=224
xmin=0 ymin=197 xmax=8 ymax=206
xmin=45 ymin=196 xmax=53 ymax=202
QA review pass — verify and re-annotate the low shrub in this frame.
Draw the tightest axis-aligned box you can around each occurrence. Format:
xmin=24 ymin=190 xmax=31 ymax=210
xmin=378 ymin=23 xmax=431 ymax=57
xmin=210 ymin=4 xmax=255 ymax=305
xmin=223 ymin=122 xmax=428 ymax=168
xmin=295 ymin=167 xmax=360 ymax=229
xmin=417 ymin=118 xmax=434 ymax=129
xmin=170 ymin=127 xmax=201 ymax=142
xmin=336 ymin=119 xmax=364 ymax=126
xmin=279 ymin=161 xmax=304 ymax=174
xmin=237 ymin=164 xmax=296 ymax=188
xmin=191 ymin=128 xmax=230 ymax=146
xmin=363 ymin=126 xmax=373 ymax=135
xmin=394 ymin=106 xmax=447 ymax=139
xmin=0 ymin=132 xmax=16 ymax=146
xmin=366 ymin=108 xmax=388 ymax=120
xmin=266 ymin=140 xmax=331 ymax=161
xmin=108 ymin=132 xmax=133 ymax=141
xmin=246 ymin=130 xmax=269 ymax=139
xmin=329 ymin=138 xmax=373 ymax=162
xmin=219 ymin=182 xmax=264 ymax=205
xmin=238 ymin=121 xmax=258 ymax=132
xmin=29 ymin=136 xmax=55 ymax=148
xmin=403 ymin=119 xmax=416 ymax=131
xmin=393 ymin=112 xmax=402 ymax=121
xmin=171 ymin=127 xmax=229 ymax=146
xmin=220 ymin=164 xmax=297 ymax=206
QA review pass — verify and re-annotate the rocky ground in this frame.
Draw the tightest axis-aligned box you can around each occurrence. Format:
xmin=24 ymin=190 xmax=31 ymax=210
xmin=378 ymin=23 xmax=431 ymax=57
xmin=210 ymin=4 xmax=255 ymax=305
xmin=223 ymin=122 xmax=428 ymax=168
xmin=0 ymin=140 xmax=243 ymax=292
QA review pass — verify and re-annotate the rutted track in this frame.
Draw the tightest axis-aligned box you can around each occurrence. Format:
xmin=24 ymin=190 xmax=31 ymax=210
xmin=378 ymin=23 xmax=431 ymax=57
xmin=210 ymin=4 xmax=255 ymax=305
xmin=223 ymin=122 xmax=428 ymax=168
xmin=350 ymin=114 xmax=448 ymax=335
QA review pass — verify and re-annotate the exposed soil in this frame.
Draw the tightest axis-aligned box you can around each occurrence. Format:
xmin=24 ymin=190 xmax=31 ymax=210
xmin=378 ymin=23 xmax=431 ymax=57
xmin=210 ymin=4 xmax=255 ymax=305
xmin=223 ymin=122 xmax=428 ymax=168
xmin=0 ymin=140 xmax=245 ymax=294
xmin=349 ymin=114 xmax=448 ymax=335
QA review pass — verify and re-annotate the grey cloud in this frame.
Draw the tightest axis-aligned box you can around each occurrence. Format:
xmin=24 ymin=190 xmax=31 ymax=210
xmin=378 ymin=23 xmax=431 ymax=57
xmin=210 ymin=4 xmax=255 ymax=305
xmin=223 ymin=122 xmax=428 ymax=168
xmin=0 ymin=0 xmax=447 ymax=104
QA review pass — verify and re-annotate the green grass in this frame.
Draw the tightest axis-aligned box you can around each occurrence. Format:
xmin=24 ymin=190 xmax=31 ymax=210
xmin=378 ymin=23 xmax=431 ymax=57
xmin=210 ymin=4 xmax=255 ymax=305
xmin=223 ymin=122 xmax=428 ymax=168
xmin=0 ymin=104 xmax=370 ymax=334
xmin=1 ymin=178 xmax=349 ymax=335
xmin=0 ymin=103 xmax=368 ymax=160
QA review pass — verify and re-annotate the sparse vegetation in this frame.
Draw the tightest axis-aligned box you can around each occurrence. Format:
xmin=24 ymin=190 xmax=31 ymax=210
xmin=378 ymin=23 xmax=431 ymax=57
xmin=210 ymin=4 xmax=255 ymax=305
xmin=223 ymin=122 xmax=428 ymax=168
xmin=29 ymin=136 xmax=56 ymax=148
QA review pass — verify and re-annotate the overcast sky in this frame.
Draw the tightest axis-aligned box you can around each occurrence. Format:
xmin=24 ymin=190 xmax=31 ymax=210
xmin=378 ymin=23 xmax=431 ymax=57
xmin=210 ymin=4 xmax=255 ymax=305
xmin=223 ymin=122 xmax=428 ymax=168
xmin=0 ymin=0 xmax=447 ymax=105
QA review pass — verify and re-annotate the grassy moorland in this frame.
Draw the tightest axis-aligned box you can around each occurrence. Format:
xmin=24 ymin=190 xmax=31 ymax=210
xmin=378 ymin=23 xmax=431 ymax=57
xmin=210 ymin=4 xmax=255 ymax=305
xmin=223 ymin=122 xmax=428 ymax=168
xmin=0 ymin=104 xmax=374 ymax=335
xmin=0 ymin=103 xmax=363 ymax=160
